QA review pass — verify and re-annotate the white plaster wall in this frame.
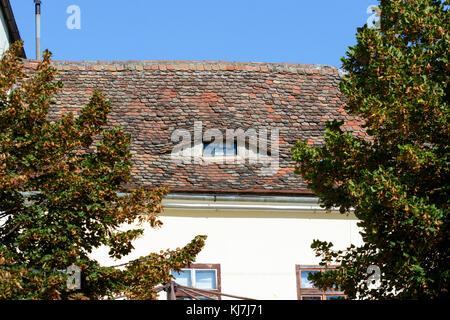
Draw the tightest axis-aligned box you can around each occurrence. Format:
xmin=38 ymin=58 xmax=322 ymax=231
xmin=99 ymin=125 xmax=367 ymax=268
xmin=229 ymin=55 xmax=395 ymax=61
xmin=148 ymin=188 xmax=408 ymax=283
xmin=92 ymin=208 xmax=363 ymax=300
xmin=0 ymin=9 xmax=10 ymax=56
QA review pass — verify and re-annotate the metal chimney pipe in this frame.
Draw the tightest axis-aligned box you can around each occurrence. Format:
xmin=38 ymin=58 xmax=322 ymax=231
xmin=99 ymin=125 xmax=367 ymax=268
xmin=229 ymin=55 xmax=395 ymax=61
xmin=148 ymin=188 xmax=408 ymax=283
xmin=34 ymin=0 xmax=41 ymax=60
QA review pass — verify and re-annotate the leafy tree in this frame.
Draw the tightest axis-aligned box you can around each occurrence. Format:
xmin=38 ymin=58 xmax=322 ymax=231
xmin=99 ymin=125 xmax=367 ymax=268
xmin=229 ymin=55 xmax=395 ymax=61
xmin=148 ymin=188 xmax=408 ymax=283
xmin=292 ymin=0 xmax=448 ymax=299
xmin=0 ymin=42 xmax=206 ymax=300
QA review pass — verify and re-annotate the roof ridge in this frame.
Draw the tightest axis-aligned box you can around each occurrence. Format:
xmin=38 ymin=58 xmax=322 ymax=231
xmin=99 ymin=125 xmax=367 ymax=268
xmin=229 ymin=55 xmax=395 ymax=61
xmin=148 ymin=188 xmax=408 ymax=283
xmin=22 ymin=59 xmax=339 ymax=75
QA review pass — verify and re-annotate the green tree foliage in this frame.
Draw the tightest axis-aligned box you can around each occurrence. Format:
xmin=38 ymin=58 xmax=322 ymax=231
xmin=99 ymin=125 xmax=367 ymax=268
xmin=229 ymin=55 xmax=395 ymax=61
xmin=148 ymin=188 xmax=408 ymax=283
xmin=0 ymin=42 xmax=206 ymax=300
xmin=292 ymin=0 xmax=448 ymax=299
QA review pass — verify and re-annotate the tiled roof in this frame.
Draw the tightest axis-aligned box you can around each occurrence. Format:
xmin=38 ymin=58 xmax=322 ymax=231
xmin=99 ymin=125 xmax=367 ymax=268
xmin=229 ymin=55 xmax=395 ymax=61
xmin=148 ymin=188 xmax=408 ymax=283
xmin=24 ymin=60 xmax=364 ymax=195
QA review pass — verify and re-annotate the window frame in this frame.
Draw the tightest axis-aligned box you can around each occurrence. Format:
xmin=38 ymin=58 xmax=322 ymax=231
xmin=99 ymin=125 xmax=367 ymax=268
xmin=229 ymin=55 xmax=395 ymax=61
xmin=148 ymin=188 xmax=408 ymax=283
xmin=171 ymin=263 xmax=221 ymax=300
xmin=295 ymin=265 xmax=346 ymax=300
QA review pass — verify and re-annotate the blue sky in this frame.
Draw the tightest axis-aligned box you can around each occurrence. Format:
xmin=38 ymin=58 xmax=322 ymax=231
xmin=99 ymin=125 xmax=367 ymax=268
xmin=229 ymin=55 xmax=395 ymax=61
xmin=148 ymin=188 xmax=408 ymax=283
xmin=11 ymin=0 xmax=379 ymax=68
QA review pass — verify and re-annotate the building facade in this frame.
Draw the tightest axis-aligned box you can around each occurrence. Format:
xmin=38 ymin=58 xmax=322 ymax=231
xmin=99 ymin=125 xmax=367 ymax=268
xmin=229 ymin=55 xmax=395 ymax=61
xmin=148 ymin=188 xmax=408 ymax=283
xmin=23 ymin=59 xmax=365 ymax=300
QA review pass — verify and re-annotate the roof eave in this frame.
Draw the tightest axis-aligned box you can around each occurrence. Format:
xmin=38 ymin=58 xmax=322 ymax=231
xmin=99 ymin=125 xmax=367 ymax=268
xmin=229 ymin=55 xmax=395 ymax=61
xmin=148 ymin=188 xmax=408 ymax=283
xmin=0 ymin=0 xmax=26 ymax=58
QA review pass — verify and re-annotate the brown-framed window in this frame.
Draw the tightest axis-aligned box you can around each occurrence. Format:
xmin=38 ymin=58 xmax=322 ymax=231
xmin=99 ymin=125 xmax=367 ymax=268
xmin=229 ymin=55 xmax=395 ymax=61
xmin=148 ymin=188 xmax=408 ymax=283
xmin=170 ymin=263 xmax=221 ymax=300
xmin=296 ymin=265 xmax=346 ymax=300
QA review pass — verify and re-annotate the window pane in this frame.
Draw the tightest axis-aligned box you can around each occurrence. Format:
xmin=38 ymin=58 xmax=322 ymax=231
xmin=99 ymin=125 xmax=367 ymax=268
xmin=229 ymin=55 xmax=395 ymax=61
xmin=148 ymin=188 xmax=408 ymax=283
xmin=323 ymin=270 xmax=337 ymax=288
xmin=203 ymin=142 xmax=215 ymax=156
xmin=326 ymin=296 xmax=345 ymax=300
xmin=300 ymin=270 xmax=319 ymax=288
xmin=203 ymin=142 xmax=225 ymax=156
xmin=214 ymin=142 xmax=224 ymax=156
xmin=223 ymin=142 xmax=237 ymax=155
xmin=203 ymin=141 xmax=237 ymax=156
xmin=171 ymin=269 xmax=192 ymax=287
xmin=302 ymin=296 xmax=321 ymax=300
xmin=195 ymin=270 xmax=216 ymax=289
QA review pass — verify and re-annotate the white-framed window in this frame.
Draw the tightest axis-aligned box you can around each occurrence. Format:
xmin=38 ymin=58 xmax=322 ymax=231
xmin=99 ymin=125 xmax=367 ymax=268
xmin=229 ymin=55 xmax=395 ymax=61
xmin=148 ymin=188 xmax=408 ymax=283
xmin=171 ymin=268 xmax=218 ymax=290
xmin=170 ymin=264 xmax=221 ymax=300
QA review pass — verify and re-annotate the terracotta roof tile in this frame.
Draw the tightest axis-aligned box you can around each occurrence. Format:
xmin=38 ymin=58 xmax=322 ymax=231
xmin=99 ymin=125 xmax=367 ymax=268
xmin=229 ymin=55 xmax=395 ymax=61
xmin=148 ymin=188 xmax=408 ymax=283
xmin=24 ymin=60 xmax=364 ymax=195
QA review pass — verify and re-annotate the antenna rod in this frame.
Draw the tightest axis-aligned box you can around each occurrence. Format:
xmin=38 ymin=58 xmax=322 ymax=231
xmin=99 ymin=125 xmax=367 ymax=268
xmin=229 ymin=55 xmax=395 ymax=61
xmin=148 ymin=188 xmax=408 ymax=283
xmin=34 ymin=0 xmax=41 ymax=60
